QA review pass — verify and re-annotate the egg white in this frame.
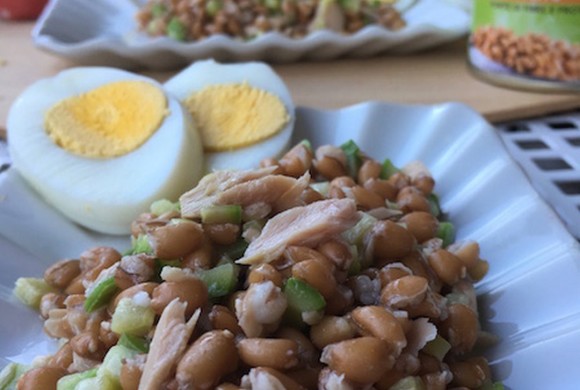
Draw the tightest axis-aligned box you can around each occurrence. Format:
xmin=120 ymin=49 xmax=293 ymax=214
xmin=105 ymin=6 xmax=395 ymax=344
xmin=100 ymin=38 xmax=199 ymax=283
xmin=164 ymin=60 xmax=295 ymax=172
xmin=7 ymin=67 xmax=204 ymax=235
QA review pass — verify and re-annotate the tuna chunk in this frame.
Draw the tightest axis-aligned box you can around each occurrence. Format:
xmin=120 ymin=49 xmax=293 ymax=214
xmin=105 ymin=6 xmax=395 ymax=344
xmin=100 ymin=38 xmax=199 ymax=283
xmin=180 ymin=168 xmax=309 ymax=218
xmin=139 ymin=300 xmax=199 ymax=390
xmin=237 ymin=198 xmax=359 ymax=265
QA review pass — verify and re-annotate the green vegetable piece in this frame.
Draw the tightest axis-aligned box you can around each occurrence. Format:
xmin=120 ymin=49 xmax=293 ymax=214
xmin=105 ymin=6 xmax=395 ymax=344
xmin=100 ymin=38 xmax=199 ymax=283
xmin=445 ymin=292 xmax=470 ymax=307
xmin=111 ymin=297 xmax=155 ymax=337
xmin=421 ymin=335 xmax=451 ymax=362
xmin=118 ymin=333 xmax=150 ymax=354
xmin=380 ymin=158 xmax=400 ymax=179
xmin=13 ymin=277 xmax=56 ymax=310
xmin=283 ymin=277 xmax=326 ymax=315
xmin=84 ymin=277 xmax=119 ymax=313
xmin=201 ymin=205 xmax=242 ymax=224
xmin=338 ymin=0 xmax=360 ymax=12
xmin=390 ymin=376 xmax=426 ymax=390
xmin=265 ymin=0 xmax=281 ymax=11
xmin=493 ymin=382 xmax=505 ymax=390
xmin=205 ymin=0 xmax=222 ymax=16
xmin=150 ymin=3 xmax=167 ymax=17
xmin=427 ymin=193 xmax=441 ymax=217
xmin=309 ymin=181 xmax=330 ymax=197
xmin=342 ymin=212 xmax=377 ymax=246
xmin=221 ymin=240 xmax=249 ymax=261
xmin=96 ymin=345 xmax=137 ymax=389
xmin=131 ymin=234 xmax=153 ymax=255
xmin=300 ymin=139 xmax=313 ymax=151
xmin=167 ymin=17 xmax=187 ymax=41
xmin=0 ymin=362 xmax=28 ymax=390
xmin=150 ymin=199 xmax=179 ymax=216
xmin=197 ymin=262 xmax=239 ymax=298
xmin=340 ymin=140 xmax=362 ymax=178
xmin=74 ymin=377 xmax=99 ymax=390
xmin=56 ymin=367 xmax=98 ymax=390
xmin=436 ymin=221 xmax=455 ymax=247
xmin=479 ymin=380 xmax=505 ymax=390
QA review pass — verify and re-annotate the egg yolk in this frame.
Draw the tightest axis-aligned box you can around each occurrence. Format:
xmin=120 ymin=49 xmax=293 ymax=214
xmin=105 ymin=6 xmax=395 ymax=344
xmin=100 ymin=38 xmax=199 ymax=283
xmin=44 ymin=80 xmax=168 ymax=158
xmin=183 ymin=82 xmax=289 ymax=152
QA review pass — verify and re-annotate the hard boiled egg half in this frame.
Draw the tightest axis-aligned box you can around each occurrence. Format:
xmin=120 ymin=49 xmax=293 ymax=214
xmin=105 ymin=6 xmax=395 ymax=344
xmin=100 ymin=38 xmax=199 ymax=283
xmin=164 ymin=60 xmax=295 ymax=172
xmin=7 ymin=67 xmax=204 ymax=235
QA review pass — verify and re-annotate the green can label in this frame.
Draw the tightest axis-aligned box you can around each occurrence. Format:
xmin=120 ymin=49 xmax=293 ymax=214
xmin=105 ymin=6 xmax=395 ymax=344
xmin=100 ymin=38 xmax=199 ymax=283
xmin=469 ymin=1 xmax=580 ymax=83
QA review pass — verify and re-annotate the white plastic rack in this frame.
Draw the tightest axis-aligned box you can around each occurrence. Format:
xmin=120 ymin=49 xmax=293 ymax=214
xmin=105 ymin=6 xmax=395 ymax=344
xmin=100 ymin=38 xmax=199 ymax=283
xmin=496 ymin=109 xmax=580 ymax=239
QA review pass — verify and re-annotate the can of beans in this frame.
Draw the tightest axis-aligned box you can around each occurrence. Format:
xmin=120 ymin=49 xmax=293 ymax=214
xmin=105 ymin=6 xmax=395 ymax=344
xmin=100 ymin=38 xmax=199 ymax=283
xmin=468 ymin=1 xmax=580 ymax=92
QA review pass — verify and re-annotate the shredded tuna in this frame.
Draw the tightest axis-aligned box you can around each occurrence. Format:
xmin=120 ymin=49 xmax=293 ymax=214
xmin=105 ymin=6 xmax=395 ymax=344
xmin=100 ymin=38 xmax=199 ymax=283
xmin=139 ymin=300 xmax=200 ymax=390
xmin=237 ymin=198 xmax=359 ymax=265
xmin=179 ymin=167 xmax=277 ymax=218
xmin=405 ymin=317 xmax=437 ymax=356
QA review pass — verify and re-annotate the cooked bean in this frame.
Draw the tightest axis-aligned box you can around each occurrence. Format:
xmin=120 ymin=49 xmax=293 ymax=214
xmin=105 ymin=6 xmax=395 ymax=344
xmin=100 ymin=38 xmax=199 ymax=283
xmin=16 ymin=367 xmax=67 ymax=390
xmin=441 ymin=304 xmax=478 ymax=355
xmin=396 ymin=186 xmax=431 ymax=213
xmin=401 ymin=211 xmax=439 ymax=243
xmin=317 ymin=239 xmax=352 ymax=274
xmin=44 ymin=259 xmax=81 ymax=290
xmin=109 ymin=282 xmax=158 ymax=313
xmin=47 ymin=342 xmax=73 ymax=371
xmin=247 ymin=263 xmax=283 ymax=288
xmin=349 ymin=185 xmax=386 ymax=210
xmin=176 ymin=330 xmax=239 ymax=389
xmin=276 ymin=327 xmax=319 ymax=367
xmin=279 ymin=142 xmax=313 ymax=178
xmin=114 ymin=254 xmax=156 ymax=290
xmin=285 ymin=366 xmax=321 ymax=390
xmin=208 ymin=305 xmax=244 ymax=335
xmin=378 ymin=263 xmax=413 ymax=287
xmin=321 ymin=337 xmax=395 ymax=384
xmin=215 ymin=384 xmax=242 ymax=390
xmin=238 ymin=338 xmax=299 ymax=370
xmin=70 ymin=331 xmax=106 ymax=360
xmin=120 ymin=361 xmax=142 ymax=390
xmin=351 ymin=306 xmax=407 ymax=355
xmin=301 ymin=187 xmax=325 ymax=204
xmin=204 ymin=223 xmax=240 ymax=246
xmin=243 ymin=367 xmax=305 ymax=390
xmin=314 ymin=156 xmax=347 ymax=181
xmin=260 ymin=157 xmax=283 ymax=174
xmin=99 ymin=322 xmax=119 ymax=348
xmin=387 ymin=172 xmax=411 ymax=190
xmin=364 ymin=178 xmax=398 ymax=202
xmin=412 ymin=174 xmax=436 ymax=195
xmin=151 ymin=278 xmax=208 ymax=316
xmin=79 ymin=247 xmax=122 ymax=282
xmin=427 ymin=249 xmax=466 ymax=286
xmin=310 ymin=316 xmax=357 ymax=350
xmin=149 ymin=221 xmax=204 ymax=259
xmin=182 ymin=240 xmax=214 ymax=271
xmin=39 ymin=293 xmax=66 ymax=319
xmin=358 ymin=159 xmax=381 ymax=185
xmin=369 ymin=220 xmax=415 ymax=260
xmin=324 ymin=284 xmax=354 ymax=316
xmin=292 ymin=258 xmax=337 ymax=299
xmin=380 ymin=275 xmax=429 ymax=308
xmin=64 ymin=275 xmax=85 ymax=295
xmin=449 ymin=359 xmax=488 ymax=388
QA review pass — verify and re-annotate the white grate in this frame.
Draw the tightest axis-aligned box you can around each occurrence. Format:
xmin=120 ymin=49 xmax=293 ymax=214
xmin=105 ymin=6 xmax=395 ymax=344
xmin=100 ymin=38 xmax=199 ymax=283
xmin=496 ymin=109 xmax=580 ymax=239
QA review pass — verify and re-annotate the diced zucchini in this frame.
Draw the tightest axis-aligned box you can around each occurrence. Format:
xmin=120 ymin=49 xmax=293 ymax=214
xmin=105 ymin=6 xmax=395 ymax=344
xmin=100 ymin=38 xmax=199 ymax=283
xmin=390 ymin=376 xmax=426 ymax=390
xmin=56 ymin=367 xmax=98 ymax=390
xmin=220 ymin=240 xmax=249 ymax=261
xmin=111 ymin=297 xmax=155 ymax=337
xmin=436 ymin=221 xmax=455 ymax=248
xmin=150 ymin=199 xmax=179 ymax=216
xmin=380 ymin=158 xmax=400 ymax=179
xmin=342 ymin=212 xmax=377 ymax=246
xmin=283 ymin=277 xmax=326 ymax=326
xmin=97 ymin=345 xmax=137 ymax=386
xmin=421 ymin=335 xmax=451 ymax=362
xmin=201 ymin=205 xmax=242 ymax=224
xmin=84 ymin=277 xmax=119 ymax=313
xmin=13 ymin=277 xmax=56 ymax=310
xmin=427 ymin=193 xmax=441 ymax=217
xmin=167 ymin=17 xmax=187 ymax=41
xmin=197 ymin=262 xmax=239 ymax=298
xmin=340 ymin=140 xmax=362 ymax=178
xmin=130 ymin=234 xmax=153 ymax=255
xmin=0 ymin=362 xmax=28 ymax=390
xmin=118 ymin=333 xmax=149 ymax=354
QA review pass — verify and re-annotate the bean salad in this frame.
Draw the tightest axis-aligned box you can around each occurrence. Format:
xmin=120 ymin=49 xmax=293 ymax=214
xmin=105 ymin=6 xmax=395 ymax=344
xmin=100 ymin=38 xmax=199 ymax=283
xmin=5 ymin=140 xmax=502 ymax=390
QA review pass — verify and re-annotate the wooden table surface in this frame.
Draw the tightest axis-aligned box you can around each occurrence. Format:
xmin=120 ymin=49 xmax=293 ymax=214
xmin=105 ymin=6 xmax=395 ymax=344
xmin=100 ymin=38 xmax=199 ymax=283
xmin=1 ymin=20 xmax=579 ymax=140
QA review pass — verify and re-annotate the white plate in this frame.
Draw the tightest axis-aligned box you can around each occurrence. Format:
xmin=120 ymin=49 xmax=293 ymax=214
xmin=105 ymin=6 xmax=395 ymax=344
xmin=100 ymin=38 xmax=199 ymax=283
xmin=32 ymin=0 xmax=470 ymax=69
xmin=2 ymin=102 xmax=580 ymax=388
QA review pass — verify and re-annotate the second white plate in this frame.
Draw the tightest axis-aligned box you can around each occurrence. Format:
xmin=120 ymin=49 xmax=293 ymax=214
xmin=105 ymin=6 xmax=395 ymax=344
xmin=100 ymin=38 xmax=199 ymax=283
xmin=32 ymin=0 xmax=470 ymax=69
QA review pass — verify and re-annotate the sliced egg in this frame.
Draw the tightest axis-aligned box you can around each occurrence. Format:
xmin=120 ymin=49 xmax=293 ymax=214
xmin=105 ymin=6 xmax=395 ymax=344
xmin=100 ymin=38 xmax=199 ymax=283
xmin=164 ymin=60 xmax=295 ymax=172
xmin=7 ymin=67 xmax=204 ymax=235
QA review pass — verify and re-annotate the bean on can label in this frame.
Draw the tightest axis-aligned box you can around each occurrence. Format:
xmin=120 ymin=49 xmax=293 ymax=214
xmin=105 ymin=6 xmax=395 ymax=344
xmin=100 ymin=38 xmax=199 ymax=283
xmin=468 ymin=0 xmax=580 ymax=92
